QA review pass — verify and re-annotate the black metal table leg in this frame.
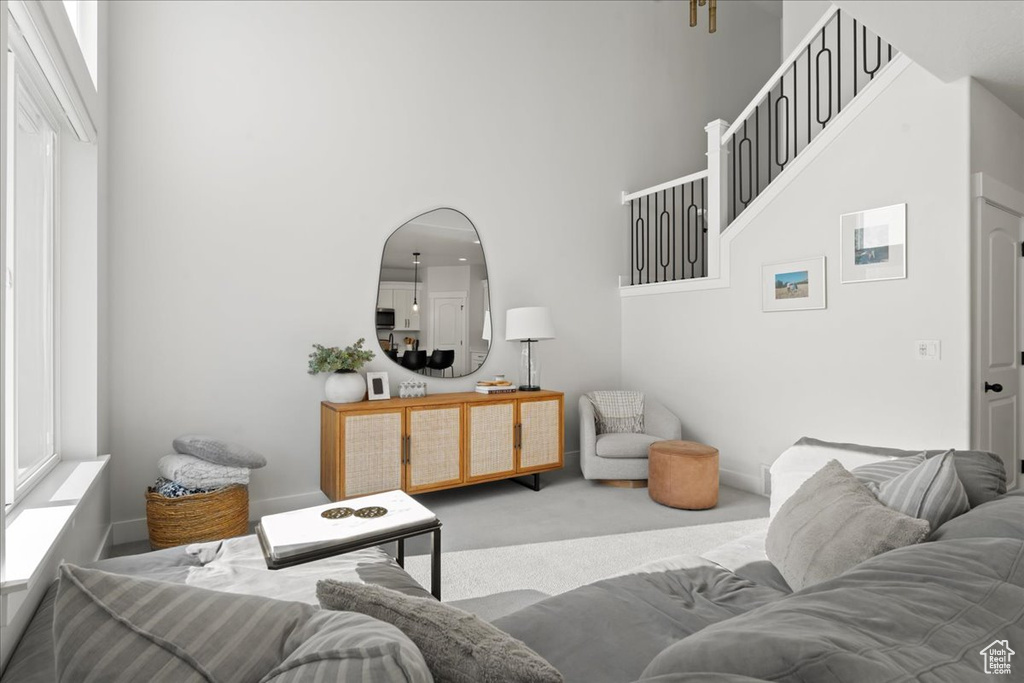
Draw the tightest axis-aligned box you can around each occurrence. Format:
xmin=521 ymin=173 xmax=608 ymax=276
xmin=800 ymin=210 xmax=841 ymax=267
xmin=396 ymin=538 xmax=405 ymax=568
xmin=510 ymin=473 xmax=541 ymax=491
xmin=431 ymin=527 xmax=442 ymax=600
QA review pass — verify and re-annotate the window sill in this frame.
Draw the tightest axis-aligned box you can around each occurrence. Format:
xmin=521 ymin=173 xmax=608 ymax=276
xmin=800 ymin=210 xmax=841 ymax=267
xmin=1 ymin=456 xmax=109 ymax=595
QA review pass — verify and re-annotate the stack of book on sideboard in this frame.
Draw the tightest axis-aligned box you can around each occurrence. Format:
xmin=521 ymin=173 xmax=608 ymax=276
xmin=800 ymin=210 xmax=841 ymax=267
xmin=476 ymin=380 xmax=516 ymax=395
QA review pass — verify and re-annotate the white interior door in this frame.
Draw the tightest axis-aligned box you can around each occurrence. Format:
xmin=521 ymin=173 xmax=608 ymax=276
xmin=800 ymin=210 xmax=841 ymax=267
xmin=430 ymin=294 xmax=466 ymax=375
xmin=974 ymin=200 xmax=1021 ymax=488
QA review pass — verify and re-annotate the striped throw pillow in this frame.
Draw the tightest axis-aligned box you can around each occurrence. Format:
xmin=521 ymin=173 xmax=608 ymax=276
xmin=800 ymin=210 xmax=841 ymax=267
xmin=851 ymin=452 xmax=927 ymax=487
xmin=865 ymin=450 xmax=970 ymax=531
xmin=53 ymin=564 xmax=432 ymax=683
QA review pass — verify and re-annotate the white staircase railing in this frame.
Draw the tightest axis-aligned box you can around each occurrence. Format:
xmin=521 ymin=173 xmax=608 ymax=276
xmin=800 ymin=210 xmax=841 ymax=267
xmin=620 ymin=4 xmax=901 ymax=289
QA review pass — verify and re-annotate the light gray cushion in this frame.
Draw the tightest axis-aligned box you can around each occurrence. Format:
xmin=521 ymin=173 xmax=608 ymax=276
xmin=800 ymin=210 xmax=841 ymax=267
xmin=586 ymin=391 xmax=644 ymax=434
xmin=54 ymin=564 xmax=432 ymax=683
xmin=794 ymin=437 xmax=1005 ymax=507
xmin=317 ymin=580 xmax=563 ymax=683
xmin=866 ymin=450 xmax=969 ymax=530
xmin=594 ymin=433 xmax=663 ymax=459
xmin=930 ymin=490 xmax=1024 ymax=541
xmin=173 ymin=434 xmax=267 ymax=469
xmin=766 ymin=460 xmax=930 ymax=592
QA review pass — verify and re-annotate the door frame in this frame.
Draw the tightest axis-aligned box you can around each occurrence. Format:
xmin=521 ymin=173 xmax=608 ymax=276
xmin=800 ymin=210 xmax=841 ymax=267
xmin=426 ymin=290 xmax=468 ymax=375
xmin=971 ymin=172 xmax=1024 ymax=488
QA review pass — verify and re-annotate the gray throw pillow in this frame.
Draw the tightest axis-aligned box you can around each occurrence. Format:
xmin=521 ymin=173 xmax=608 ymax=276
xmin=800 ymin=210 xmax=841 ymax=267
xmin=794 ymin=437 xmax=1006 ymax=507
xmin=54 ymin=564 xmax=431 ymax=683
xmin=766 ymin=460 xmax=930 ymax=592
xmin=866 ymin=450 xmax=969 ymax=530
xmin=173 ymin=435 xmax=267 ymax=468
xmin=317 ymin=580 xmax=563 ymax=683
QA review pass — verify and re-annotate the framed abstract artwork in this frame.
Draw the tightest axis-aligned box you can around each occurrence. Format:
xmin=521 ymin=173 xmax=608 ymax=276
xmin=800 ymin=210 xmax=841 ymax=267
xmin=840 ymin=203 xmax=907 ymax=283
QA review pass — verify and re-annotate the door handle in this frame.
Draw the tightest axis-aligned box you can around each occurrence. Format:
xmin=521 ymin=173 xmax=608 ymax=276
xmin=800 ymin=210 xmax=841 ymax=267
xmin=984 ymin=382 xmax=1003 ymax=393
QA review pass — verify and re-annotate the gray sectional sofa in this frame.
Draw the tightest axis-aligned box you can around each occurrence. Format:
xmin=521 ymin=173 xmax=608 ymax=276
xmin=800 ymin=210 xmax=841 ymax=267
xmin=3 ymin=439 xmax=1020 ymax=682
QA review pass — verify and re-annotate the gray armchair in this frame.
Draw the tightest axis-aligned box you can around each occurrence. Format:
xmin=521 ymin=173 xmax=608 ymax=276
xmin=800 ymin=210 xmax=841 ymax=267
xmin=579 ymin=394 xmax=682 ymax=484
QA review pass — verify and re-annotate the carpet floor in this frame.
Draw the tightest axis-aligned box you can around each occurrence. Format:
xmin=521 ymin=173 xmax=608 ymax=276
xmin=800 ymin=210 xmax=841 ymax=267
xmin=405 ymin=516 xmax=769 ymax=607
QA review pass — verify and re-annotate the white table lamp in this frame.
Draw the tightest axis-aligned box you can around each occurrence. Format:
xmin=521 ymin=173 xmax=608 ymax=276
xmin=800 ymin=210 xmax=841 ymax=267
xmin=505 ymin=307 xmax=555 ymax=391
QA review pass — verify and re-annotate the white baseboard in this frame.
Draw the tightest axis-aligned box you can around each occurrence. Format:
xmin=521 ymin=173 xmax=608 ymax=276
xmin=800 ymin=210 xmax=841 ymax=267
xmin=720 ymin=467 xmax=765 ymax=497
xmin=112 ymin=455 xmax=583 ymax=546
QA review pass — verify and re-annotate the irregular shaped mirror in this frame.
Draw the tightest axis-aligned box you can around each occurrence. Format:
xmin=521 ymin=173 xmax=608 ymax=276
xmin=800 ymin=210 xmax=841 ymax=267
xmin=376 ymin=208 xmax=490 ymax=378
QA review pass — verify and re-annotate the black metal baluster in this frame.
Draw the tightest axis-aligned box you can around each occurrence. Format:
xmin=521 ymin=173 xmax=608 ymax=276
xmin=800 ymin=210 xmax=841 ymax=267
xmin=767 ymin=89 xmax=773 ymax=185
xmin=659 ymin=190 xmax=671 ymax=282
xmin=806 ymin=44 xmax=812 ymax=145
xmin=853 ymin=18 xmax=858 ymax=95
xmin=755 ymin=104 xmax=760 ymax=196
xmin=701 ymin=177 xmax=707 ymax=277
xmin=654 ymin=191 xmax=659 ymax=283
xmin=647 ymin=194 xmax=652 ymax=284
xmin=776 ymin=71 xmax=789 ymax=170
xmin=739 ymin=121 xmax=752 ymax=207
xmin=816 ymin=31 xmax=833 ymax=127
xmin=863 ymin=27 xmax=881 ymax=80
xmin=686 ymin=184 xmax=697 ymax=279
xmin=837 ymin=11 xmax=842 ymax=113
xmin=792 ymin=61 xmax=798 ymax=158
xmin=667 ymin=184 xmax=675 ymax=280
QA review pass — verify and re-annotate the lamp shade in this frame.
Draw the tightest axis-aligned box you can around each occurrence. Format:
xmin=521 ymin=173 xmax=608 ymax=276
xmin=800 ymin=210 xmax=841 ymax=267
xmin=505 ymin=307 xmax=555 ymax=341
xmin=482 ymin=310 xmax=492 ymax=342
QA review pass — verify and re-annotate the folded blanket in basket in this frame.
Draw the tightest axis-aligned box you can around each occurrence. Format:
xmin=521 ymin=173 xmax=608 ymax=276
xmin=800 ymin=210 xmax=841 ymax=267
xmin=149 ymin=477 xmax=220 ymax=499
xmin=158 ymin=454 xmax=250 ymax=490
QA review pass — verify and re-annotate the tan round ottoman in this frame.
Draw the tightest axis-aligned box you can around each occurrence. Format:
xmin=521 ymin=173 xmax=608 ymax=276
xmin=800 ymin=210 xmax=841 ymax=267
xmin=648 ymin=440 xmax=719 ymax=509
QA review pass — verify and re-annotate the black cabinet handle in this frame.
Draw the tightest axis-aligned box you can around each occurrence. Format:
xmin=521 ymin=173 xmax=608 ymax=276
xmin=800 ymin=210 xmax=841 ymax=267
xmin=984 ymin=382 xmax=1003 ymax=393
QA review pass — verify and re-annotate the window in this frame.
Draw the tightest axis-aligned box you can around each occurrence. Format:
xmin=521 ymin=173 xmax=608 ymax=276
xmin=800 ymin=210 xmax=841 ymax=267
xmin=4 ymin=24 xmax=60 ymax=506
xmin=61 ymin=0 xmax=97 ymax=87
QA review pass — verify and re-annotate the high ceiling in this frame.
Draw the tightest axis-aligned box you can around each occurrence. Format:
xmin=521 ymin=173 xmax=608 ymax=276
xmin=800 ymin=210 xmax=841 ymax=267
xmin=837 ymin=0 xmax=1024 ymax=117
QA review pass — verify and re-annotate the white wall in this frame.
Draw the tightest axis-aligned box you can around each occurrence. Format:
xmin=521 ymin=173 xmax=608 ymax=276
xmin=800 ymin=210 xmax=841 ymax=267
xmin=781 ymin=0 xmax=830 ymax=56
xmin=105 ymin=0 xmax=780 ymax=540
xmin=622 ymin=64 xmax=971 ymax=492
xmin=970 ymin=80 xmax=1024 ymax=194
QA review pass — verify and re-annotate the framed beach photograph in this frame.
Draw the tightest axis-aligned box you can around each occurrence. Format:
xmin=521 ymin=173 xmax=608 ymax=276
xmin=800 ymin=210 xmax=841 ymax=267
xmin=840 ymin=203 xmax=906 ymax=283
xmin=366 ymin=372 xmax=391 ymax=400
xmin=762 ymin=257 xmax=826 ymax=312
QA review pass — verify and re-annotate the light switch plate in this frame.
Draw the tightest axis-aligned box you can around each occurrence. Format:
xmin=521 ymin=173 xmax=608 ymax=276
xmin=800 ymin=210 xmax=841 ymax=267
xmin=916 ymin=340 xmax=941 ymax=361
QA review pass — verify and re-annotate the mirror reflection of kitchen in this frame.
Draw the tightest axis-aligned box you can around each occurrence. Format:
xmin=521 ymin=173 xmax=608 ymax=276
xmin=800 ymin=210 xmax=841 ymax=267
xmin=376 ymin=208 xmax=491 ymax=378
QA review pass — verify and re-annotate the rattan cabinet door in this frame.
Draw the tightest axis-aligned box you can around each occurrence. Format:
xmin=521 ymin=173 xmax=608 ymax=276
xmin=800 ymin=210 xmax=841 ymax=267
xmin=342 ymin=410 xmax=403 ymax=498
xmin=407 ymin=405 xmax=463 ymax=493
xmin=466 ymin=401 xmax=516 ymax=481
xmin=518 ymin=397 xmax=563 ymax=472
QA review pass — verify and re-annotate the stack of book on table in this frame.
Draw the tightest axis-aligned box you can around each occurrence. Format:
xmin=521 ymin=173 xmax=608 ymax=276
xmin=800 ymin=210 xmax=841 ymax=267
xmin=257 ymin=490 xmax=437 ymax=567
xmin=476 ymin=380 xmax=516 ymax=395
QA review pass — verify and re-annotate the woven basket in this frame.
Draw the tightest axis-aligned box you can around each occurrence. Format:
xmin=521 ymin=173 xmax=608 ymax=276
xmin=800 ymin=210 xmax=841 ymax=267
xmin=146 ymin=484 xmax=249 ymax=550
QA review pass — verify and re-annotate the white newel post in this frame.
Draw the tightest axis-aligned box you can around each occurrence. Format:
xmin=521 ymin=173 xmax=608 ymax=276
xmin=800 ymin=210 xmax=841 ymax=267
xmin=704 ymin=119 xmax=729 ymax=279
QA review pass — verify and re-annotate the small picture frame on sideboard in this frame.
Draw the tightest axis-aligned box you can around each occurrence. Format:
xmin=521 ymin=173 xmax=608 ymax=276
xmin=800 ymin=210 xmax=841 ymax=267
xmin=366 ymin=372 xmax=390 ymax=400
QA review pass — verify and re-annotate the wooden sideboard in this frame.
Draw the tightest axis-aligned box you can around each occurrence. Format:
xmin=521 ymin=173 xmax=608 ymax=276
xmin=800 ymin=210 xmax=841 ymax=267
xmin=320 ymin=390 xmax=564 ymax=501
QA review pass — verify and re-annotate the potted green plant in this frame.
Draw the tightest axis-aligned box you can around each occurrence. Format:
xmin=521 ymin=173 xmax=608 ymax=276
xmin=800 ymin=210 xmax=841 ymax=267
xmin=308 ymin=339 xmax=376 ymax=403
